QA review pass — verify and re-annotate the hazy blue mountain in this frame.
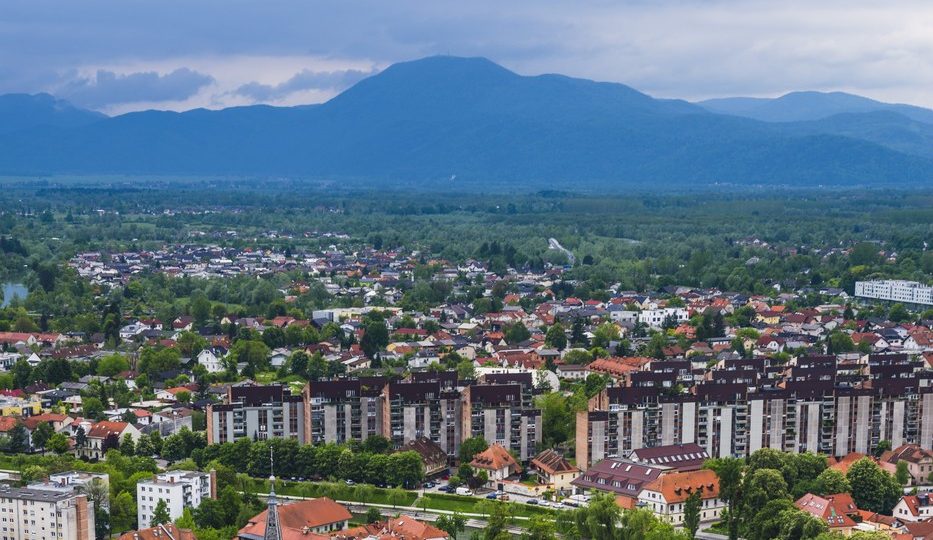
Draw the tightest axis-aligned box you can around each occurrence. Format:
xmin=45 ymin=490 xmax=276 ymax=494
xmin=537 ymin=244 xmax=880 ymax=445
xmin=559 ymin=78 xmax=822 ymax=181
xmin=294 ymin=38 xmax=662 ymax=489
xmin=782 ymin=111 xmax=933 ymax=160
xmin=700 ymin=91 xmax=933 ymax=124
xmin=0 ymin=57 xmax=931 ymax=186
xmin=0 ymin=93 xmax=106 ymax=134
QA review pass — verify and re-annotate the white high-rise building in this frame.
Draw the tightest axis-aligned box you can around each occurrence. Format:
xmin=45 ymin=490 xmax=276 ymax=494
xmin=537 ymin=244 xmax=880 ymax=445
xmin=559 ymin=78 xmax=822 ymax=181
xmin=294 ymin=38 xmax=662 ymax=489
xmin=0 ymin=484 xmax=94 ymax=540
xmin=855 ymin=280 xmax=933 ymax=306
xmin=136 ymin=470 xmax=214 ymax=528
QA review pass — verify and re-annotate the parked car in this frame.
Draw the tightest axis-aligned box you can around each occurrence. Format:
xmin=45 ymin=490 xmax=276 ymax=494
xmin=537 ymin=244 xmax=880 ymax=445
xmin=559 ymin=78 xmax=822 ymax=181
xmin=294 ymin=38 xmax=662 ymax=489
xmin=455 ymin=487 xmax=474 ymax=496
xmin=526 ymin=499 xmax=539 ymax=505
xmin=345 ymin=479 xmax=355 ymax=486
xmin=486 ymin=493 xmax=498 ymax=499
xmin=423 ymin=481 xmax=436 ymax=488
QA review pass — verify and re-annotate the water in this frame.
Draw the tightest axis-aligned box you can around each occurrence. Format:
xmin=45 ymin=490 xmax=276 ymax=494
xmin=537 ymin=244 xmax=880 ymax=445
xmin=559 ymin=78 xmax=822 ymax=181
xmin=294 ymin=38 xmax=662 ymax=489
xmin=1 ymin=282 xmax=27 ymax=307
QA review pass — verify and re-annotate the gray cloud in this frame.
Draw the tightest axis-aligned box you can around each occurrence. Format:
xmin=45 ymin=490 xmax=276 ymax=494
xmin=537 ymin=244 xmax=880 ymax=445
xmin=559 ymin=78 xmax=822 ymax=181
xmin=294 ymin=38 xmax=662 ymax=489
xmin=234 ymin=68 xmax=377 ymax=102
xmin=2 ymin=0 xmax=933 ymax=109
xmin=56 ymin=68 xmax=214 ymax=108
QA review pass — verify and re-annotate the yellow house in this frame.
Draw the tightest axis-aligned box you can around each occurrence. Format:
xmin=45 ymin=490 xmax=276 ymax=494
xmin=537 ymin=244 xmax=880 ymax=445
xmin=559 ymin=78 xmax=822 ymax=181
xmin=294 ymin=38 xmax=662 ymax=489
xmin=0 ymin=398 xmax=43 ymax=417
xmin=531 ymin=449 xmax=580 ymax=493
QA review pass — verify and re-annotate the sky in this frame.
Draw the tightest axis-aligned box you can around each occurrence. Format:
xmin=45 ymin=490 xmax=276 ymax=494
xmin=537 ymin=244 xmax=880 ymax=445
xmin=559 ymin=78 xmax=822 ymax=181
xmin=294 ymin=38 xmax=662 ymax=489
xmin=2 ymin=0 xmax=933 ymax=114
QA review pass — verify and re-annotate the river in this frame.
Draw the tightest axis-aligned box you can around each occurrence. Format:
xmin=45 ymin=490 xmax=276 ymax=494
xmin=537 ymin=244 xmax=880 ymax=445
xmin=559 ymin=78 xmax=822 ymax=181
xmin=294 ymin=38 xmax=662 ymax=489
xmin=1 ymin=282 xmax=27 ymax=307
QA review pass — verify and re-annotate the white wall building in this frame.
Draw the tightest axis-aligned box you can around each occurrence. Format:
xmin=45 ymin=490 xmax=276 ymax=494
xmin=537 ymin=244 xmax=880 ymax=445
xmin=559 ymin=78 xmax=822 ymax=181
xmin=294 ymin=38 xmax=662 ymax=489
xmin=0 ymin=484 xmax=94 ymax=540
xmin=137 ymin=470 xmax=214 ymax=528
xmin=610 ymin=308 xmax=690 ymax=329
xmin=855 ymin=280 xmax=933 ymax=306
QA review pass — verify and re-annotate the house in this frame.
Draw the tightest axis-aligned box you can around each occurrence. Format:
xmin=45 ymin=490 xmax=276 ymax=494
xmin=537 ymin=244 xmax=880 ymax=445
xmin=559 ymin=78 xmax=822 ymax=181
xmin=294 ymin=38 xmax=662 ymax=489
xmin=893 ymin=493 xmax=933 ymax=523
xmin=197 ymin=348 xmax=226 ymax=373
xmin=238 ymin=497 xmax=352 ymax=539
xmin=470 ymin=444 xmax=521 ymax=485
xmin=880 ymin=444 xmax=933 ymax=486
xmin=794 ymin=493 xmax=858 ymax=534
xmin=333 ymin=515 xmax=449 ymax=540
xmin=78 ymin=421 xmax=141 ymax=460
xmin=571 ymin=458 xmax=665 ymax=509
xmin=638 ymin=469 xmax=724 ymax=525
xmin=117 ymin=524 xmax=196 ymax=540
xmin=556 ymin=364 xmax=589 ymax=380
xmin=530 ymin=449 xmax=579 ymax=493
xmin=397 ymin=438 xmax=449 ymax=477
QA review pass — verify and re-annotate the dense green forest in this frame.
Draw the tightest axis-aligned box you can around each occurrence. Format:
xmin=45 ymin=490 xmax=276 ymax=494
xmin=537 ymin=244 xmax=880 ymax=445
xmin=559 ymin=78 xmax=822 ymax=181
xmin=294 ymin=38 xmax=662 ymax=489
xmin=1 ymin=178 xmax=930 ymax=308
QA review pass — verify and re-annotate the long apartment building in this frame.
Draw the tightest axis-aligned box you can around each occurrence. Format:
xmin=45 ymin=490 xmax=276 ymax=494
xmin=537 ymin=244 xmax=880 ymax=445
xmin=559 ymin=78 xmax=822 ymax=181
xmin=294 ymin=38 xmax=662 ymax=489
xmin=214 ymin=371 xmax=540 ymax=462
xmin=206 ymin=383 xmax=306 ymax=444
xmin=855 ymin=280 xmax=933 ymax=306
xmin=0 ymin=484 xmax=94 ymax=540
xmin=577 ymin=354 xmax=933 ymax=469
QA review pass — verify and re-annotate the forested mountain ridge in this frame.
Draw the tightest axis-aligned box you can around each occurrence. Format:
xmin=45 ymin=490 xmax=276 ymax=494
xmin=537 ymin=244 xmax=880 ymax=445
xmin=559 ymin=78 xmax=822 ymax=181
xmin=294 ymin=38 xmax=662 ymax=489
xmin=1 ymin=56 xmax=932 ymax=186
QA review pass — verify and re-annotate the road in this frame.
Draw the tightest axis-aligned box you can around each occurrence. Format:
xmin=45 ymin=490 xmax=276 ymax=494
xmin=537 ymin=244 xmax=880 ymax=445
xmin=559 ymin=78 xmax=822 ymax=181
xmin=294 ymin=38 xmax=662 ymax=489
xmin=548 ymin=238 xmax=575 ymax=265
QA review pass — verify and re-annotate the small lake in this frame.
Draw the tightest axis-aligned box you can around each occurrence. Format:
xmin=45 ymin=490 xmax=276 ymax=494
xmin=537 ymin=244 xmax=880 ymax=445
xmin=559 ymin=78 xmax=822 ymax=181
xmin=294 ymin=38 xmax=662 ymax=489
xmin=1 ymin=282 xmax=27 ymax=307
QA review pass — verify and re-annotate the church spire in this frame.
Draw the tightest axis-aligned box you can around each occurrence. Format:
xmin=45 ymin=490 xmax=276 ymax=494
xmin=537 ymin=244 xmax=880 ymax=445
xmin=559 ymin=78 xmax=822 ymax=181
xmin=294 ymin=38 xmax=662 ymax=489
xmin=264 ymin=447 xmax=282 ymax=540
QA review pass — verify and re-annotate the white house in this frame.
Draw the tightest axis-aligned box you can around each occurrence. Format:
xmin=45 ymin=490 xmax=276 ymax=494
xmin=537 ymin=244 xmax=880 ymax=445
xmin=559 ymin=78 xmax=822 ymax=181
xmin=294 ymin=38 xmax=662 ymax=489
xmin=893 ymin=493 xmax=933 ymax=523
xmin=197 ymin=348 xmax=226 ymax=373
xmin=637 ymin=469 xmax=725 ymax=525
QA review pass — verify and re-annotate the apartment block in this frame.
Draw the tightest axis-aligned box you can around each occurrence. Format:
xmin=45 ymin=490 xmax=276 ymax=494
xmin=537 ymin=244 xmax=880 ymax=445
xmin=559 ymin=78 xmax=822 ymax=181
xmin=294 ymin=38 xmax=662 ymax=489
xmin=137 ymin=471 xmax=214 ymax=529
xmin=577 ymin=354 xmax=933 ymax=466
xmin=303 ymin=377 xmax=387 ymax=445
xmin=855 ymin=280 xmax=933 ymax=306
xmin=206 ymin=384 xmax=305 ymax=444
xmin=0 ymin=484 xmax=94 ymax=540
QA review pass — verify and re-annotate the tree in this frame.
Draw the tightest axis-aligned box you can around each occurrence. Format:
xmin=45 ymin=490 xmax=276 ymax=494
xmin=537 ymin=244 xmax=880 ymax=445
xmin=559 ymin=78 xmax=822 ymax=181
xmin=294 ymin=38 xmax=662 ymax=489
xmin=873 ymin=440 xmax=892 ymax=458
xmin=102 ymin=432 xmax=120 ymax=454
xmin=387 ymin=486 xmax=407 ymax=508
xmin=48 ymin=432 xmax=70 ymax=454
xmin=176 ymin=331 xmax=208 ymax=358
xmin=706 ymin=457 xmax=744 ymax=540
xmin=847 ymin=457 xmax=901 ymax=514
xmin=361 ymin=321 xmax=389 ymax=358
xmin=591 ymin=322 xmax=620 ymax=349
xmin=364 ymin=507 xmax=382 ymax=524
xmin=522 ymin=515 xmax=556 ymax=540
xmin=888 ymin=303 xmax=911 ymax=323
xmin=110 ymin=490 xmax=136 ymax=533
xmin=161 ymin=434 xmax=187 ymax=463
xmin=504 ymin=322 xmax=531 ymax=345
xmin=8 ymin=424 xmax=29 ymax=453
xmin=75 ymin=426 xmax=87 ymax=450
xmin=896 ymin=460 xmax=910 ymax=486
xmin=813 ymin=468 xmax=850 ymax=496
xmin=21 ymin=465 xmax=48 ymax=483
xmin=97 ymin=354 xmax=131 ymax=377
xmin=545 ymin=323 xmax=567 ymax=350
xmin=436 ymin=513 xmax=466 ymax=538
xmin=459 ymin=436 xmax=488 ymax=463
xmin=150 ymin=499 xmax=171 ymax=527
xmin=742 ymin=468 xmax=790 ymax=530
xmin=683 ymin=490 xmax=701 ymax=539
xmin=535 ymin=392 xmax=573 ymax=448
xmin=120 ymin=433 xmax=136 ymax=456
xmin=32 ymin=421 xmax=53 ymax=453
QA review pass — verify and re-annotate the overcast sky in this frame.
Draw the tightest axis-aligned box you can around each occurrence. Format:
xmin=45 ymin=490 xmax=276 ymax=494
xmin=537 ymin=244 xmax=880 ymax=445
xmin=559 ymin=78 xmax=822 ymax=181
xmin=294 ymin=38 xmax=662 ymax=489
xmin=3 ymin=0 xmax=933 ymax=114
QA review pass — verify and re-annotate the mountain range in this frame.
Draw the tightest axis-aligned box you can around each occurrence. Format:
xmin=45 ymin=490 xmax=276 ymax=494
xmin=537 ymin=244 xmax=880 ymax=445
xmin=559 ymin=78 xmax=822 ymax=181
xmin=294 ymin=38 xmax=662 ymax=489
xmin=2 ymin=56 xmax=933 ymax=186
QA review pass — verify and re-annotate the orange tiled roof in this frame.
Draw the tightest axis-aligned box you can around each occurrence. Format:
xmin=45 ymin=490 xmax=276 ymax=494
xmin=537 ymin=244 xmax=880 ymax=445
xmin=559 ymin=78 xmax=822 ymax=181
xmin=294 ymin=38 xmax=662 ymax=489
xmin=471 ymin=444 xmax=521 ymax=473
xmin=239 ymin=497 xmax=352 ymax=540
xmin=643 ymin=469 xmax=719 ymax=503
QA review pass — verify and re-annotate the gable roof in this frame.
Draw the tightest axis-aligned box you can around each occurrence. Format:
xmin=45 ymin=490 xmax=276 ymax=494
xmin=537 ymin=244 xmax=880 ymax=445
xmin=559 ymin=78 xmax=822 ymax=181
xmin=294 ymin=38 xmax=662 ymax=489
xmin=794 ymin=493 xmax=858 ymax=529
xmin=239 ymin=497 xmax=352 ymax=540
xmin=471 ymin=444 xmax=520 ymax=472
xmin=531 ymin=449 xmax=578 ymax=475
xmin=643 ymin=469 xmax=720 ymax=503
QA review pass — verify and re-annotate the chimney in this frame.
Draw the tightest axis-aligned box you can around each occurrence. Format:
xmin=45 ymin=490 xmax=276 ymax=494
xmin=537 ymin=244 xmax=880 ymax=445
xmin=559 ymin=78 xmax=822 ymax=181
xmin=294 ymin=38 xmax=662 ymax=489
xmin=209 ymin=468 xmax=217 ymax=499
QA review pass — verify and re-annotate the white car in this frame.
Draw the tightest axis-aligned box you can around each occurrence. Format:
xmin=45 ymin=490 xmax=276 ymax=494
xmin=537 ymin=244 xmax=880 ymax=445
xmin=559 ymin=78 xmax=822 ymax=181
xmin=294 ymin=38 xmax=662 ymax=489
xmin=538 ymin=500 xmax=550 ymax=507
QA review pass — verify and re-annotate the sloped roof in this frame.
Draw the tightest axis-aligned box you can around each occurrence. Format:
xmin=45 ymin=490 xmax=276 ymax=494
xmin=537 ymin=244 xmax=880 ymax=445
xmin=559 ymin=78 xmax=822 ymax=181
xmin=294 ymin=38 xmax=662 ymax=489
xmin=239 ymin=497 xmax=352 ymax=540
xmin=471 ymin=444 xmax=520 ymax=472
xmin=643 ymin=469 xmax=719 ymax=503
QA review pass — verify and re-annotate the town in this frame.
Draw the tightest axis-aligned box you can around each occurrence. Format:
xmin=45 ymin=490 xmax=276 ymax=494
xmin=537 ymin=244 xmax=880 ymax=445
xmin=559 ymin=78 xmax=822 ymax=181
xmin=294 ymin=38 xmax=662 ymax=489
xmin=1 ymin=222 xmax=932 ymax=540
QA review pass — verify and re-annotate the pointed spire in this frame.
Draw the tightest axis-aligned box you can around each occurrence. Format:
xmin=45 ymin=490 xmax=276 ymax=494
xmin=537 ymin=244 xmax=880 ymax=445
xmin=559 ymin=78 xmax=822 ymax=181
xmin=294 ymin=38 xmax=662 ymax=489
xmin=263 ymin=446 xmax=282 ymax=540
